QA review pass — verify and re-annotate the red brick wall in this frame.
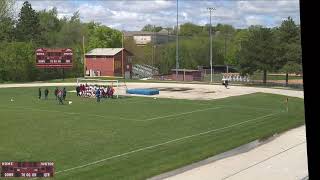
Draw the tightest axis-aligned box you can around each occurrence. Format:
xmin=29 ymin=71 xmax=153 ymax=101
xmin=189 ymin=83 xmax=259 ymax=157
xmin=114 ymin=50 xmax=132 ymax=76
xmin=86 ymin=57 xmax=114 ymax=76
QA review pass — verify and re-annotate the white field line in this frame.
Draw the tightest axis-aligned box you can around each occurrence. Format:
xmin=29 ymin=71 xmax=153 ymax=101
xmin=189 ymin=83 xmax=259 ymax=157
xmin=54 ymin=111 xmax=283 ymax=175
xmin=139 ymin=107 xmax=223 ymax=122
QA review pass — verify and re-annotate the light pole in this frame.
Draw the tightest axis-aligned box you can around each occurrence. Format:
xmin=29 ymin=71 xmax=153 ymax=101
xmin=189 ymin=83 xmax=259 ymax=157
xmin=207 ymin=7 xmax=215 ymax=83
xmin=176 ymin=0 xmax=179 ymax=79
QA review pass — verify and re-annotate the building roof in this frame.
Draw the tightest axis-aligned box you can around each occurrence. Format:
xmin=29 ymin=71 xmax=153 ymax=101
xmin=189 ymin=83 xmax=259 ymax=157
xmin=124 ymin=31 xmax=153 ymax=36
xmin=171 ymin=69 xmax=201 ymax=72
xmin=124 ymin=30 xmax=169 ymax=37
xmin=85 ymin=48 xmax=124 ymax=56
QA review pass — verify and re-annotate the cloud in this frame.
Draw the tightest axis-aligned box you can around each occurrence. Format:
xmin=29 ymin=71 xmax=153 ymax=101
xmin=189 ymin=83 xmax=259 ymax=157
xmin=16 ymin=0 xmax=300 ymax=30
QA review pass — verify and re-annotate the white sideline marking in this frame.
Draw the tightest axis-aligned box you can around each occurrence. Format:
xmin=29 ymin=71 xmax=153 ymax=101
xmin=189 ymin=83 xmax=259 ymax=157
xmin=139 ymin=107 xmax=222 ymax=122
xmin=54 ymin=111 xmax=283 ymax=175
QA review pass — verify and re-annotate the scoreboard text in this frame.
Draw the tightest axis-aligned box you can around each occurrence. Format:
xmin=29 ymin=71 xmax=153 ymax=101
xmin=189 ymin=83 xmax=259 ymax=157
xmin=36 ymin=48 xmax=73 ymax=68
xmin=0 ymin=162 xmax=54 ymax=178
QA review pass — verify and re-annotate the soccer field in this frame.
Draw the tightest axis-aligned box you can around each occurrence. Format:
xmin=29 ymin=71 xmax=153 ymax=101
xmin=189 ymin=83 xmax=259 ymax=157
xmin=0 ymin=87 xmax=305 ymax=180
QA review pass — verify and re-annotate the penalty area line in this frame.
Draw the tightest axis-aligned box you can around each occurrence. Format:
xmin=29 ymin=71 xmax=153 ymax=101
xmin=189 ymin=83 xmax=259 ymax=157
xmin=54 ymin=111 xmax=283 ymax=175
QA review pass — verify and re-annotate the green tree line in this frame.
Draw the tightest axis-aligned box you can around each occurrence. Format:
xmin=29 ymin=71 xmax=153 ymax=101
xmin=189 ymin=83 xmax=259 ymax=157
xmin=0 ymin=1 xmax=301 ymax=83
xmin=0 ymin=1 xmax=121 ymax=82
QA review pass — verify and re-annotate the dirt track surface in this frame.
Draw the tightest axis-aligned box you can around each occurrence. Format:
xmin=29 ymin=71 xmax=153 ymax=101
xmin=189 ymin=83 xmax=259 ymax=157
xmin=0 ymin=82 xmax=304 ymax=100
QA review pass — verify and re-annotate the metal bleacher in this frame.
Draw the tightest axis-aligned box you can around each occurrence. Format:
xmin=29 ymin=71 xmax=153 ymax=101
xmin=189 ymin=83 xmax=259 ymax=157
xmin=132 ymin=64 xmax=159 ymax=79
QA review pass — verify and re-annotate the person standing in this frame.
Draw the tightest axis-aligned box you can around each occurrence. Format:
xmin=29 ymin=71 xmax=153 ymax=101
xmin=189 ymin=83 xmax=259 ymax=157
xmin=76 ymin=86 xmax=80 ymax=96
xmin=38 ymin=88 xmax=42 ymax=99
xmin=54 ymin=87 xmax=59 ymax=100
xmin=63 ymin=87 xmax=67 ymax=100
xmin=96 ymin=88 xmax=101 ymax=102
xmin=44 ymin=88 xmax=49 ymax=100
xmin=57 ymin=89 xmax=64 ymax=105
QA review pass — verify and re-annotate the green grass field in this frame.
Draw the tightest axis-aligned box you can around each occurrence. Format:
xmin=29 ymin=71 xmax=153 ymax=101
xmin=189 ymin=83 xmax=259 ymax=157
xmin=0 ymin=87 xmax=305 ymax=180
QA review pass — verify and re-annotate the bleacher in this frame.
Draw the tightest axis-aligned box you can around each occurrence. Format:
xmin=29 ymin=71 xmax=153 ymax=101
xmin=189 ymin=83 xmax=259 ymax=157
xmin=132 ymin=64 xmax=159 ymax=79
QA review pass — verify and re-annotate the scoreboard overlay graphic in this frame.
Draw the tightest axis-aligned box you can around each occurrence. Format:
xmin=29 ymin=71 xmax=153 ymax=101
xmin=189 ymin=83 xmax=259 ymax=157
xmin=0 ymin=162 xmax=54 ymax=178
xmin=36 ymin=48 xmax=73 ymax=68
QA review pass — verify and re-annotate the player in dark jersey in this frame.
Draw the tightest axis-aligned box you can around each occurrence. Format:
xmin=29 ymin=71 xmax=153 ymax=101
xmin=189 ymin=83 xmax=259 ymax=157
xmin=38 ymin=88 xmax=42 ymax=99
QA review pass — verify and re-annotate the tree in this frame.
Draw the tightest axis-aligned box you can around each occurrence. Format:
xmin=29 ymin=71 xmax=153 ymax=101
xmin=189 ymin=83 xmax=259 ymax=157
xmin=86 ymin=24 xmax=121 ymax=51
xmin=237 ymin=26 xmax=277 ymax=83
xmin=38 ymin=7 xmax=61 ymax=46
xmin=15 ymin=1 xmax=41 ymax=42
xmin=141 ymin=24 xmax=162 ymax=32
xmin=0 ymin=16 xmax=15 ymax=41
xmin=0 ymin=0 xmax=15 ymax=20
xmin=179 ymin=22 xmax=203 ymax=36
xmin=276 ymin=17 xmax=302 ymax=85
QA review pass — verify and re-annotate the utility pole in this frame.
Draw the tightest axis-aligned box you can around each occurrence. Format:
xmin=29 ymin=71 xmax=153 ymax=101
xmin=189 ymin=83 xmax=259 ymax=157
xmin=176 ymin=0 xmax=179 ymax=79
xmin=207 ymin=7 xmax=215 ymax=83
xmin=82 ymin=35 xmax=86 ymax=77
xmin=122 ymin=29 xmax=124 ymax=78
xmin=224 ymin=34 xmax=228 ymax=73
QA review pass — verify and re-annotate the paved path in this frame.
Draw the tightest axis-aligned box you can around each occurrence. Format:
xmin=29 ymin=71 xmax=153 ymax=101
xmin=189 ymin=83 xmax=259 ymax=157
xmin=160 ymin=126 xmax=308 ymax=180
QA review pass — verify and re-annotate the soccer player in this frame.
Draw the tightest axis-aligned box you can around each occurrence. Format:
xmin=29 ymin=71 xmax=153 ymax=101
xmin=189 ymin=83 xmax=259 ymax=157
xmin=44 ymin=88 xmax=49 ymax=100
xmin=38 ymin=88 xmax=42 ymax=99
xmin=96 ymin=88 xmax=101 ymax=102
xmin=76 ymin=86 xmax=80 ymax=96
xmin=54 ymin=87 xmax=58 ymax=100
xmin=57 ymin=89 xmax=64 ymax=105
xmin=63 ymin=87 xmax=67 ymax=100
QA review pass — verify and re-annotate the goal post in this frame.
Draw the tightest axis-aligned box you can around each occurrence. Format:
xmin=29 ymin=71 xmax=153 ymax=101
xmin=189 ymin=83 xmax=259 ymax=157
xmin=76 ymin=78 xmax=119 ymax=98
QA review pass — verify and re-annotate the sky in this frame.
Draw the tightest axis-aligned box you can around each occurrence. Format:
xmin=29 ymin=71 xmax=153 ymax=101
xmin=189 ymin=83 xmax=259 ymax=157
xmin=15 ymin=0 xmax=300 ymax=31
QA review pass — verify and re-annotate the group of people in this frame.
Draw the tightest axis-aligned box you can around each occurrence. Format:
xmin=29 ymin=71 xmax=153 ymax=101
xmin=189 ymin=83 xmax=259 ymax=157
xmin=76 ymin=84 xmax=115 ymax=102
xmin=38 ymin=87 xmax=67 ymax=104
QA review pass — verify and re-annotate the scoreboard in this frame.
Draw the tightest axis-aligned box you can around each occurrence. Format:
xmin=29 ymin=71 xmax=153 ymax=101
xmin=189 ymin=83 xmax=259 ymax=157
xmin=36 ymin=48 xmax=73 ymax=68
xmin=0 ymin=162 xmax=54 ymax=178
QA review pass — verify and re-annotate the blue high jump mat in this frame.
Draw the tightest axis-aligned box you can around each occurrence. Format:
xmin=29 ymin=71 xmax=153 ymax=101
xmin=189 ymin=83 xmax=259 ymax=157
xmin=126 ymin=88 xmax=159 ymax=95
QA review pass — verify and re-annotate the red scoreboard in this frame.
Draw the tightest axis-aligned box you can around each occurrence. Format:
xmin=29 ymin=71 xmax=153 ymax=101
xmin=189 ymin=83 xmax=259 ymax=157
xmin=0 ymin=162 xmax=54 ymax=178
xmin=36 ymin=48 xmax=73 ymax=68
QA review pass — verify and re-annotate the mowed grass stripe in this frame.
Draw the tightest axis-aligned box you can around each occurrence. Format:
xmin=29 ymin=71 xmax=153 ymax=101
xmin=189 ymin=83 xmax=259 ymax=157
xmin=0 ymin=105 xmax=224 ymax=122
xmin=56 ymin=110 xmax=299 ymax=180
xmin=54 ymin=111 xmax=282 ymax=175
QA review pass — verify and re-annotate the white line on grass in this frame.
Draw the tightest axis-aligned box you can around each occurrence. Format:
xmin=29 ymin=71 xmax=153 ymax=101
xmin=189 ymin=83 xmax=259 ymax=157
xmin=54 ymin=111 xmax=283 ymax=175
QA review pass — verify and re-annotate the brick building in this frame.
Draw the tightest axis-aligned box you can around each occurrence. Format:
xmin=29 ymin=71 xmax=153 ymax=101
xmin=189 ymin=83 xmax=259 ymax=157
xmin=85 ymin=48 xmax=133 ymax=77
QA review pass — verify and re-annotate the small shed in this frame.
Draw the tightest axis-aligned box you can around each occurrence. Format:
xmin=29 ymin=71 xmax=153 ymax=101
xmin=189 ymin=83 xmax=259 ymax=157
xmin=85 ymin=48 xmax=133 ymax=77
xmin=171 ymin=69 xmax=204 ymax=81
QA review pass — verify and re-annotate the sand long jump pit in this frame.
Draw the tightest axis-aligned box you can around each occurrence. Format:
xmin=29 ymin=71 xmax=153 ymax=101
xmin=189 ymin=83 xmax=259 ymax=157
xmin=119 ymin=82 xmax=304 ymax=100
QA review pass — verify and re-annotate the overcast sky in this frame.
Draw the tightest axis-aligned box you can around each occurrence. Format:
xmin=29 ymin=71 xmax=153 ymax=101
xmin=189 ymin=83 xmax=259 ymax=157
xmin=16 ymin=0 xmax=300 ymax=31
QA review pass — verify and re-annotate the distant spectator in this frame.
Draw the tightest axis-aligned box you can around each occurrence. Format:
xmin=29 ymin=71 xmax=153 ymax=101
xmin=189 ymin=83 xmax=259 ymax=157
xmin=44 ymin=88 xmax=49 ymax=100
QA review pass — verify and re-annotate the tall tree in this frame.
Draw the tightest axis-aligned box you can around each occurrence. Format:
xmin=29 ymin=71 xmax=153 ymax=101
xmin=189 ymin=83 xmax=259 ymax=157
xmin=0 ymin=0 xmax=15 ymax=20
xmin=237 ymin=26 xmax=277 ymax=83
xmin=15 ymin=1 xmax=41 ymax=42
xmin=276 ymin=17 xmax=302 ymax=85
xmin=38 ymin=7 xmax=61 ymax=46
